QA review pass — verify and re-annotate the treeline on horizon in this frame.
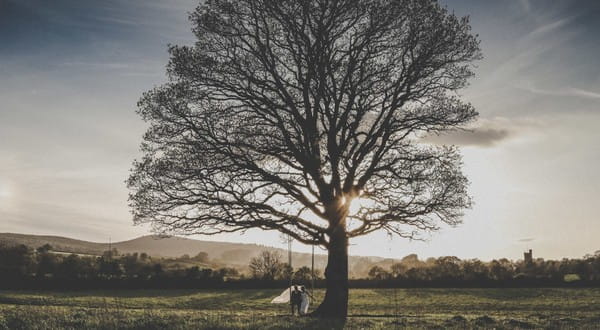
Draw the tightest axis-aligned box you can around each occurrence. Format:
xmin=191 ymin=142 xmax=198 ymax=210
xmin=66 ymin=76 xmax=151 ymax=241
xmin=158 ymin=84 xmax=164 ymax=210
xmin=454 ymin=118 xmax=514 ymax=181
xmin=1 ymin=243 xmax=600 ymax=290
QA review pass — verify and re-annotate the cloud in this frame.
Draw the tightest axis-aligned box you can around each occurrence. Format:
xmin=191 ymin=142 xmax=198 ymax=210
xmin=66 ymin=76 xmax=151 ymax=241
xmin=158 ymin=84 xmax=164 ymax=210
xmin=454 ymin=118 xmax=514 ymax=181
xmin=524 ymin=17 xmax=574 ymax=41
xmin=57 ymin=60 xmax=164 ymax=77
xmin=425 ymin=127 xmax=510 ymax=148
xmin=422 ymin=117 xmax=534 ymax=148
xmin=0 ymin=201 xmax=142 ymax=243
xmin=518 ymin=238 xmax=535 ymax=243
xmin=571 ymin=88 xmax=600 ymax=99
xmin=519 ymin=83 xmax=600 ymax=100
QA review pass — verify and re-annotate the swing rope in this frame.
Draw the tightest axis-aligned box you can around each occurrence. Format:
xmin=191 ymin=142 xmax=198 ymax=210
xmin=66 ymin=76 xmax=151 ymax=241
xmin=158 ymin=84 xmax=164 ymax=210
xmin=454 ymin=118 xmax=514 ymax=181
xmin=311 ymin=245 xmax=315 ymax=293
xmin=287 ymin=235 xmax=316 ymax=295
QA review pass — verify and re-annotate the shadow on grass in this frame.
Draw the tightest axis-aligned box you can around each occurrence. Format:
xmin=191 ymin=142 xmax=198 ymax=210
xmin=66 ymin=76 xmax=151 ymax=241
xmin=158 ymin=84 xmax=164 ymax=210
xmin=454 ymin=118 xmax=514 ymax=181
xmin=181 ymin=290 xmax=277 ymax=310
xmin=268 ymin=315 xmax=346 ymax=330
xmin=301 ymin=318 xmax=346 ymax=330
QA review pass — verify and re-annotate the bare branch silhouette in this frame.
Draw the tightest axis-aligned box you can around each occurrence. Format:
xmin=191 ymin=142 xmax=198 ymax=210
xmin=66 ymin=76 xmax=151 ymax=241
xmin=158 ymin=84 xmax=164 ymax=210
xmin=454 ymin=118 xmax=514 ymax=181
xmin=128 ymin=0 xmax=481 ymax=317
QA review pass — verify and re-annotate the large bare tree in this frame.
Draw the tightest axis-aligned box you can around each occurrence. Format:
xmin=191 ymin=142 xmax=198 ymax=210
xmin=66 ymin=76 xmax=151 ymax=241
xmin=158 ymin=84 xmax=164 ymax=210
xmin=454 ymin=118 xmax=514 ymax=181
xmin=128 ymin=0 xmax=481 ymax=318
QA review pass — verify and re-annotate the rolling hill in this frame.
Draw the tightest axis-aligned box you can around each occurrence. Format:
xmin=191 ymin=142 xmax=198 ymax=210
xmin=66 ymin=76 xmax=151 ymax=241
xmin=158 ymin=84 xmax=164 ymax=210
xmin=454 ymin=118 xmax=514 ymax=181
xmin=0 ymin=233 xmax=396 ymax=277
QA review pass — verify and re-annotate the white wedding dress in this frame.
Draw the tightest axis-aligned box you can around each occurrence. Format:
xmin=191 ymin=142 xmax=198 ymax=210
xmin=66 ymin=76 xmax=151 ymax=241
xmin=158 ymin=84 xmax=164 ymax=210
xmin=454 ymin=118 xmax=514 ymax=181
xmin=300 ymin=292 xmax=310 ymax=315
xmin=270 ymin=287 xmax=292 ymax=304
xmin=270 ymin=287 xmax=310 ymax=315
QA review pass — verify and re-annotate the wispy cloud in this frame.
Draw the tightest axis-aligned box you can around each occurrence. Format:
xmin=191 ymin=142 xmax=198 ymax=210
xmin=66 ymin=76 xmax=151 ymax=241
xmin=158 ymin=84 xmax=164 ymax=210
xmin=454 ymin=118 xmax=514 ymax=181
xmin=571 ymin=88 xmax=600 ymax=99
xmin=518 ymin=238 xmax=535 ymax=243
xmin=477 ymin=23 xmax=578 ymax=94
xmin=425 ymin=127 xmax=510 ymax=148
xmin=57 ymin=60 xmax=164 ymax=77
xmin=523 ymin=16 xmax=574 ymax=41
xmin=423 ymin=117 xmax=538 ymax=148
xmin=519 ymin=83 xmax=600 ymax=100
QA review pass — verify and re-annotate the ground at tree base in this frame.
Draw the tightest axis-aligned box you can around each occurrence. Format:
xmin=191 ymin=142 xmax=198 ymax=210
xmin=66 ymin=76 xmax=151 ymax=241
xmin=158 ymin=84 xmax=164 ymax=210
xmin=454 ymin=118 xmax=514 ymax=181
xmin=1 ymin=288 xmax=599 ymax=329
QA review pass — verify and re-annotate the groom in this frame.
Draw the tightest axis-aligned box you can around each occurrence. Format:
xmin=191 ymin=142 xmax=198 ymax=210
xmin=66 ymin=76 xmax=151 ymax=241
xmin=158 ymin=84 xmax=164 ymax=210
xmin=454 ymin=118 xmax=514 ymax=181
xmin=290 ymin=285 xmax=302 ymax=315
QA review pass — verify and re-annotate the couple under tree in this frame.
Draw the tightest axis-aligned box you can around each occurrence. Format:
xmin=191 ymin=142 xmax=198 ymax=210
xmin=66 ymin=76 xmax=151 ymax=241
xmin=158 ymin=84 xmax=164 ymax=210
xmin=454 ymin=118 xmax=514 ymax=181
xmin=291 ymin=285 xmax=313 ymax=316
xmin=271 ymin=285 xmax=313 ymax=316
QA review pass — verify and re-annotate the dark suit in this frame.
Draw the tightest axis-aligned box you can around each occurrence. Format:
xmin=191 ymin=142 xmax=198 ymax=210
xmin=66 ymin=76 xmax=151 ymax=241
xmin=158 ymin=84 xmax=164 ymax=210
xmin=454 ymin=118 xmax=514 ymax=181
xmin=290 ymin=288 xmax=301 ymax=315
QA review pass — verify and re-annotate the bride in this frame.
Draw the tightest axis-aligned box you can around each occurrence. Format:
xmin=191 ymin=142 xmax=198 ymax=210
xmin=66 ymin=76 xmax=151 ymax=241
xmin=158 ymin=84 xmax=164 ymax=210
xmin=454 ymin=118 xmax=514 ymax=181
xmin=299 ymin=286 xmax=313 ymax=315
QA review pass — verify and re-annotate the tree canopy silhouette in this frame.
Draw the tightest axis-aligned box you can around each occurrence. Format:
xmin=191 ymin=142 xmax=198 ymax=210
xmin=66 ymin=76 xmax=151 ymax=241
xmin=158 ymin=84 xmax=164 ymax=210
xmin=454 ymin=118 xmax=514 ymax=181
xmin=128 ymin=0 xmax=481 ymax=317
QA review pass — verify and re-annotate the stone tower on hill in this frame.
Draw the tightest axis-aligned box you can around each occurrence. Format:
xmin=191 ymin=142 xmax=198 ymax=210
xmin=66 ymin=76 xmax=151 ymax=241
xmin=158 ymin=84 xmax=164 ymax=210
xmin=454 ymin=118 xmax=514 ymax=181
xmin=524 ymin=249 xmax=533 ymax=265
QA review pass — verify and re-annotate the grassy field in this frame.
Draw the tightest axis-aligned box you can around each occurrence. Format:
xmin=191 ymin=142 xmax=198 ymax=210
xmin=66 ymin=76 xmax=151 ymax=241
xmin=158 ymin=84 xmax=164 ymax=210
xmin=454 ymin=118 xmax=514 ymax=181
xmin=1 ymin=288 xmax=600 ymax=329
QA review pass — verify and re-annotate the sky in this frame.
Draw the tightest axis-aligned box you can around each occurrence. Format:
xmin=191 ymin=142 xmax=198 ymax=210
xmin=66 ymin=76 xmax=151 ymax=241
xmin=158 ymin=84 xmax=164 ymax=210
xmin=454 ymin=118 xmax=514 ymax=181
xmin=1 ymin=0 xmax=599 ymax=261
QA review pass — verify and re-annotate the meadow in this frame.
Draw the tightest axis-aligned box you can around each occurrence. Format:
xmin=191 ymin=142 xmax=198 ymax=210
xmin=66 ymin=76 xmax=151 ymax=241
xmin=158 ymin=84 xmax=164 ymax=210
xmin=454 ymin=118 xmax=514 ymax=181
xmin=1 ymin=288 xmax=600 ymax=329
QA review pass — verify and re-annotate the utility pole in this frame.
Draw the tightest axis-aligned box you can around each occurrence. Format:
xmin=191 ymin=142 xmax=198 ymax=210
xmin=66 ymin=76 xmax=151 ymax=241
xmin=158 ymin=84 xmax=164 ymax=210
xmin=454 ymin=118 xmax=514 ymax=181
xmin=288 ymin=235 xmax=292 ymax=270
xmin=311 ymin=245 xmax=315 ymax=293
xmin=287 ymin=235 xmax=293 ymax=315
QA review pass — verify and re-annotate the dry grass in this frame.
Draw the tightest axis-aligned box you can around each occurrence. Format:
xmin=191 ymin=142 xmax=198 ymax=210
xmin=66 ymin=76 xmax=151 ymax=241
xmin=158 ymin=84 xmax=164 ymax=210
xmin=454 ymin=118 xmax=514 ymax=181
xmin=1 ymin=288 xmax=600 ymax=329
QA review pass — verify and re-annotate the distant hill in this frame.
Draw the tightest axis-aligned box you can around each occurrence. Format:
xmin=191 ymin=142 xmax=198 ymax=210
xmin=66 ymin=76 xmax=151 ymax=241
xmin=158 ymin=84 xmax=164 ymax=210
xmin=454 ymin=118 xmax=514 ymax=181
xmin=0 ymin=233 xmax=394 ymax=277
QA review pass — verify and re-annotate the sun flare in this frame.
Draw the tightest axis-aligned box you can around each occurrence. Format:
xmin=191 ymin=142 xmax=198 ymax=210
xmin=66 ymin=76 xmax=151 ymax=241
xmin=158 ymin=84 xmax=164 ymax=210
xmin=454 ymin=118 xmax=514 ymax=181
xmin=348 ymin=196 xmax=371 ymax=216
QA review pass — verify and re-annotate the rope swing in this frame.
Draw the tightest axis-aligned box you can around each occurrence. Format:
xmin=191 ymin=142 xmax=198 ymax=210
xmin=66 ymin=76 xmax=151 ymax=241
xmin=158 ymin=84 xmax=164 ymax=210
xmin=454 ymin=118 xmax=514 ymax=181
xmin=287 ymin=235 xmax=293 ymax=298
xmin=281 ymin=235 xmax=316 ymax=316
xmin=286 ymin=235 xmax=316 ymax=292
xmin=311 ymin=245 xmax=315 ymax=293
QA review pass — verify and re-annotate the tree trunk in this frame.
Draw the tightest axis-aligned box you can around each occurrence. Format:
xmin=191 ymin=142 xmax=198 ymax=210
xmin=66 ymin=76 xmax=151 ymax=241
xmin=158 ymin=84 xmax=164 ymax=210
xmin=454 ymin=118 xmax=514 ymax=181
xmin=311 ymin=221 xmax=349 ymax=318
